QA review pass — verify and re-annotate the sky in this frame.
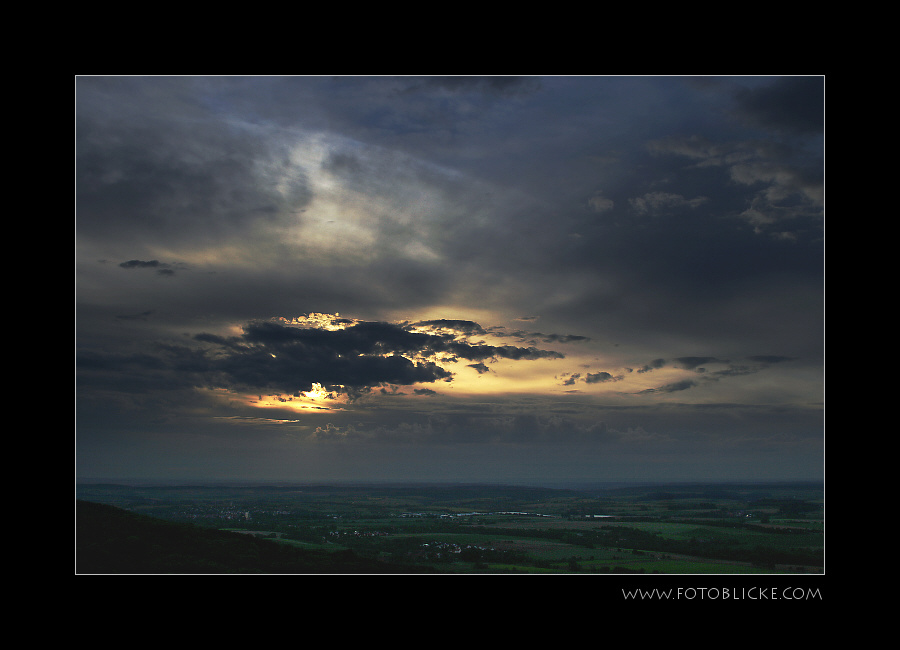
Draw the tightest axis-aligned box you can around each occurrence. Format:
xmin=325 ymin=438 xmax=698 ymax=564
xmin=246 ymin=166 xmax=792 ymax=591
xmin=75 ymin=76 xmax=824 ymax=486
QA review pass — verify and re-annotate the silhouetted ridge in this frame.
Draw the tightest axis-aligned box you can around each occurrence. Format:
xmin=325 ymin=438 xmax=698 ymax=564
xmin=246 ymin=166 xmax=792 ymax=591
xmin=76 ymin=500 xmax=424 ymax=574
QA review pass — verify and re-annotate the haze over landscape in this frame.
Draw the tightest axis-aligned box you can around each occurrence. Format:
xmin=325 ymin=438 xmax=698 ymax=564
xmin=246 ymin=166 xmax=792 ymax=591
xmin=76 ymin=75 xmax=824 ymax=486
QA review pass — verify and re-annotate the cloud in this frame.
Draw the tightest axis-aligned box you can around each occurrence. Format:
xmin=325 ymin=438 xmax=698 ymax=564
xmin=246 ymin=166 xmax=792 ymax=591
xmin=672 ymin=356 xmax=727 ymax=370
xmin=638 ymin=359 xmax=667 ymax=373
xmin=645 ymin=81 xmax=823 ymax=239
xmin=505 ymin=330 xmax=591 ymax=344
xmin=402 ymin=76 xmax=542 ymax=97
xmin=411 ymin=319 xmax=489 ymax=336
xmin=76 ymin=78 xmax=314 ymax=253
xmin=75 ymin=76 xmax=824 ymax=484
xmin=588 ymin=192 xmax=614 ymax=213
xmin=629 ymin=191 xmax=708 ymax=215
xmin=115 ymin=310 xmax=154 ymax=321
xmin=120 ymin=260 xmax=165 ymax=269
xmin=639 ymin=379 xmax=698 ymax=394
xmin=119 ymin=260 xmax=177 ymax=276
xmin=184 ymin=317 xmax=565 ymax=395
xmin=747 ymin=355 xmax=795 ymax=364
xmin=584 ymin=371 xmax=618 ymax=384
xmin=731 ymin=76 xmax=824 ymax=134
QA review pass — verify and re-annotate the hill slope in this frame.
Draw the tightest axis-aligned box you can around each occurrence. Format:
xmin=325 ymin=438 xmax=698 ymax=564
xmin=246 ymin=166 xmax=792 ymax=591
xmin=76 ymin=500 xmax=425 ymax=574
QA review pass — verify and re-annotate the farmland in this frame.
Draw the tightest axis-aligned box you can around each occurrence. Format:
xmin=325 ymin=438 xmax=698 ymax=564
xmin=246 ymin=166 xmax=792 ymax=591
xmin=76 ymin=481 xmax=824 ymax=574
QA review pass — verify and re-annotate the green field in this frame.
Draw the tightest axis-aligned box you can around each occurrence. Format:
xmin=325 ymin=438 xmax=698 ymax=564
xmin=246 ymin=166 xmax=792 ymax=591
xmin=76 ymin=481 xmax=824 ymax=574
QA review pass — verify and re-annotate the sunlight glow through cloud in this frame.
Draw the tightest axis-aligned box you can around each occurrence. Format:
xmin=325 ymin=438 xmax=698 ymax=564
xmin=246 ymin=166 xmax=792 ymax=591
xmin=76 ymin=76 xmax=824 ymax=484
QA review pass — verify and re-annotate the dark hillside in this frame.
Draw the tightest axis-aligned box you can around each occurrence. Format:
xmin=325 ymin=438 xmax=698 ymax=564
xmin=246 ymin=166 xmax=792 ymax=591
xmin=76 ymin=500 xmax=426 ymax=574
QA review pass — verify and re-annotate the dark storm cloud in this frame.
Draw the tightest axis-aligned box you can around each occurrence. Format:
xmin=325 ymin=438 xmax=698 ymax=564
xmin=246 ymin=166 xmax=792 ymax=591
xmin=225 ymin=75 xmax=543 ymax=165
xmin=119 ymin=260 xmax=165 ymax=269
xmin=584 ymin=371 xmax=618 ymax=384
xmin=77 ymin=77 xmax=821 ymax=344
xmin=413 ymin=318 xmax=590 ymax=348
xmin=182 ymin=319 xmax=563 ymax=395
xmin=560 ymin=371 xmax=625 ymax=387
xmin=78 ymin=327 xmax=452 ymax=402
xmin=236 ymin=320 xmax=562 ymax=362
xmin=505 ymin=330 xmax=591 ymax=344
xmin=638 ymin=359 xmax=667 ymax=373
xmin=636 ymin=355 xmax=787 ymax=375
xmin=76 ymin=77 xmax=313 ymax=249
xmin=404 ymin=76 xmax=541 ymax=96
xmin=412 ymin=319 xmax=488 ymax=336
xmin=672 ymin=356 xmax=727 ymax=370
xmin=731 ymin=76 xmax=824 ymax=134
xmin=639 ymin=379 xmax=698 ymax=394
xmin=76 ymin=76 xmax=823 ymax=483
xmin=115 ymin=310 xmax=153 ymax=321
xmin=747 ymin=355 xmax=796 ymax=364
xmin=119 ymin=259 xmax=177 ymax=276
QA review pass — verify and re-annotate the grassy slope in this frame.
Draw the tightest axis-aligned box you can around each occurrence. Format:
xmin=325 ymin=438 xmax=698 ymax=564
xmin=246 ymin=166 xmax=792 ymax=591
xmin=75 ymin=500 xmax=428 ymax=574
